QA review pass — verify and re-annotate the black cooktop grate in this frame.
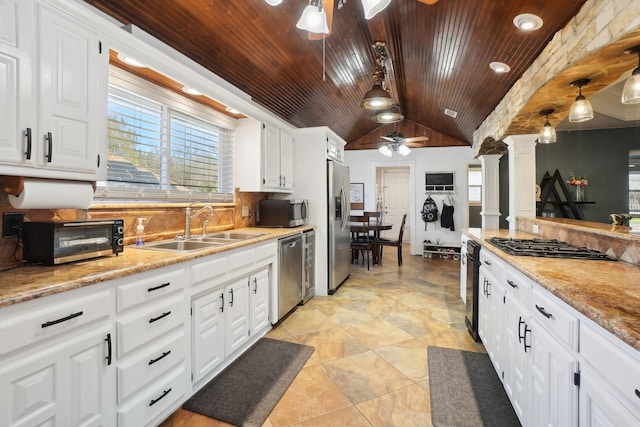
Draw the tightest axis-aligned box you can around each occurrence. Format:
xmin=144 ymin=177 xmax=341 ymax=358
xmin=487 ymin=237 xmax=615 ymax=260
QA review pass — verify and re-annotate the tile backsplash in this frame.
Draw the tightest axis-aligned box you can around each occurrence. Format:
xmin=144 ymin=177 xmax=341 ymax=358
xmin=0 ymin=188 xmax=266 ymax=268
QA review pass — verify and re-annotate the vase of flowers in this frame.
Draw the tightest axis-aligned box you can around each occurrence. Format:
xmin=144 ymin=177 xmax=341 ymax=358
xmin=567 ymin=172 xmax=588 ymax=202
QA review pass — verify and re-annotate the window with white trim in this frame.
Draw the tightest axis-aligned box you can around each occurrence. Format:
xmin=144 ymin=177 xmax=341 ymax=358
xmin=96 ymin=67 xmax=234 ymax=202
xmin=468 ymin=166 xmax=482 ymax=205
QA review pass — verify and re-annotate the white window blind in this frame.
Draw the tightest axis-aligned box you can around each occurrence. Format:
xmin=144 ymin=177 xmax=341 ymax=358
xmin=96 ymin=80 xmax=234 ymax=203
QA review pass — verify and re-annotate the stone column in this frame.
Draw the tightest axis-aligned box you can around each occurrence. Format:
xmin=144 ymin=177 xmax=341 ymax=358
xmin=479 ymin=154 xmax=502 ymax=229
xmin=504 ymin=135 xmax=537 ymax=230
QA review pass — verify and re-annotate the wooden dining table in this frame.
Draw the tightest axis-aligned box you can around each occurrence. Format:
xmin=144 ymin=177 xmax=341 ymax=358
xmin=350 ymin=222 xmax=393 ymax=265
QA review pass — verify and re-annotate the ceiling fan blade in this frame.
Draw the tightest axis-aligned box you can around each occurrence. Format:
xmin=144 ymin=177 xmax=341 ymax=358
xmin=404 ymin=142 xmax=428 ymax=148
xmin=402 ymin=136 xmax=429 ymax=143
xmin=381 ymin=136 xmax=397 ymax=142
xmin=417 ymin=0 xmax=439 ymax=4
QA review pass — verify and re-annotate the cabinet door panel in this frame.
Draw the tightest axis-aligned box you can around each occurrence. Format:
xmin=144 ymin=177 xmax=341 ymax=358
xmin=224 ymin=278 xmax=250 ymax=356
xmin=192 ymin=291 xmax=225 ymax=382
xmin=262 ymin=123 xmax=281 ymax=189
xmin=280 ymin=130 xmax=293 ymax=190
xmin=579 ymin=371 xmax=640 ymax=427
xmin=250 ymin=269 xmax=270 ymax=335
xmin=503 ymin=293 xmax=529 ymax=425
xmin=68 ymin=334 xmax=109 ymax=426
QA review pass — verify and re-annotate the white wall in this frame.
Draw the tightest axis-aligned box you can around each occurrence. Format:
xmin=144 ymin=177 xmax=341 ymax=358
xmin=344 ymin=146 xmax=478 ymax=254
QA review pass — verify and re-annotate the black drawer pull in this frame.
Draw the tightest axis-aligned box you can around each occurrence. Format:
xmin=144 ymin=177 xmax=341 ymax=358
xmin=484 ymin=260 xmax=492 ymax=266
xmin=45 ymin=132 xmax=53 ymax=163
xmin=635 ymin=389 xmax=640 ymax=399
xmin=523 ymin=325 xmax=531 ymax=352
xmin=535 ymin=305 xmax=553 ymax=319
xmin=149 ymin=388 xmax=172 ymax=406
xmin=25 ymin=128 xmax=32 ymax=159
xmin=148 ymin=311 xmax=171 ymax=323
xmin=518 ymin=317 xmax=526 ymax=343
xmin=149 ymin=350 xmax=171 ymax=365
xmin=105 ymin=333 xmax=112 ymax=366
xmin=507 ymin=279 xmax=518 ymax=289
xmin=42 ymin=311 xmax=83 ymax=328
xmin=229 ymin=288 xmax=234 ymax=307
xmin=220 ymin=293 xmax=224 ymax=312
xmin=147 ymin=282 xmax=170 ymax=292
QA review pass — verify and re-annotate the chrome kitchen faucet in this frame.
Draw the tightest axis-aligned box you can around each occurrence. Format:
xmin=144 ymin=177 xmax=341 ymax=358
xmin=184 ymin=205 xmax=214 ymax=239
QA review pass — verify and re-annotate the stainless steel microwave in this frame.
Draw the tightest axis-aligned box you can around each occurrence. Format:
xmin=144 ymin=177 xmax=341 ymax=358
xmin=256 ymin=199 xmax=309 ymax=227
xmin=22 ymin=219 xmax=124 ymax=265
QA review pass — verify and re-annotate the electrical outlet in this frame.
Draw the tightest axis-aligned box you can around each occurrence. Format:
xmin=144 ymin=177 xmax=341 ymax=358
xmin=2 ymin=212 xmax=24 ymax=238
xmin=242 ymin=205 xmax=250 ymax=217
xmin=532 ymin=224 xmax=539 ymax=234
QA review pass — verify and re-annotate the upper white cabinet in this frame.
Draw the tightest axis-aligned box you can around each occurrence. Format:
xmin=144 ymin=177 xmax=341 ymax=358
xmin=235 ymin=118 xmax=294 ymax=192
xmin=0 ymin=0 xmax=107 ymax=181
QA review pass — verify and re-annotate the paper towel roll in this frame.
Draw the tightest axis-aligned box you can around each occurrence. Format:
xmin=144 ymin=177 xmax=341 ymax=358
xmin=9 ymin=178 xmax=94 ymax=209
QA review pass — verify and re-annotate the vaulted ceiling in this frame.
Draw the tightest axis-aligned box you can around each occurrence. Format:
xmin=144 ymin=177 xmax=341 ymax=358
xmin=83 ymin=0 xmax=588 ymax=150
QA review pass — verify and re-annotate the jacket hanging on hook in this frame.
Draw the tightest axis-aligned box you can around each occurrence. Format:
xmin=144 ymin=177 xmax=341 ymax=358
xmin=441 ymin=195 xmax=455 ymax=231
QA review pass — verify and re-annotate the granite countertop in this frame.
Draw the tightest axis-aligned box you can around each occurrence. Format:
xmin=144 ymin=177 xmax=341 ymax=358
xmin=464 ymin=228 xmax=640 ymax=352
xmin=0 ymin=226 xmax=313 ymax=309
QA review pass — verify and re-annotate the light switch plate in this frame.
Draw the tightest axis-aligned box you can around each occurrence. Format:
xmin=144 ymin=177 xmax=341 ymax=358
xmin=2 ymin=212 xmax=24 ymax=238
xmin=532 ymin=224 xmax=539 ymax=234
xmin=242 ymin=205 xmax=249 ymax=217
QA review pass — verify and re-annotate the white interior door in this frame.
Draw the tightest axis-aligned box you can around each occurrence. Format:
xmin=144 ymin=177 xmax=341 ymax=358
xmin=381 ymin=168 xmax=410 ymax=239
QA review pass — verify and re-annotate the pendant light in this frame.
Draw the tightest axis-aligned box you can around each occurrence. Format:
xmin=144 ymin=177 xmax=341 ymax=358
xmin=378 ymin=145 xmax=392 ymax=157
xmin=371 ymin=105 xmax=404 ymax=123
xmin=296 ymin=0 xmax=329 ymax=34
xmin=568 ymin=79 xmax=594 ymax=123
xmin=622 ymin=46 xmax=640 ymax=105
xmin=361 ymin=0 xmax=392 ymax=19
xmin=537 ymin=108 xmax=557 ymax=144
xmin=264 ymin=0 xmax=283 ymax=5
xmin=397 ymin=144 xmax=411 ymax=156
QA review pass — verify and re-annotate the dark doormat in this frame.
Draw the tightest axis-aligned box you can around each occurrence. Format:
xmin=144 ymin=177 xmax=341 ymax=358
xmin=183 ymin=337 xmax=314 ymax=427
xmin=427 ymin=346 xmax=521 ymax=427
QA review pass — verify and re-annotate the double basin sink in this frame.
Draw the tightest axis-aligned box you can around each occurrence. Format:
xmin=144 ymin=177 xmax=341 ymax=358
xmin=138 ymin=231 xmax=267 ymax=253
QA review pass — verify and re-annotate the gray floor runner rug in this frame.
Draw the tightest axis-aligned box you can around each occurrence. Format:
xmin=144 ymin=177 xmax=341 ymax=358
xmin=183 ymin=337 xmax=314 ymax=427
xmin=428 ymin=346 xmax=521 ymax=427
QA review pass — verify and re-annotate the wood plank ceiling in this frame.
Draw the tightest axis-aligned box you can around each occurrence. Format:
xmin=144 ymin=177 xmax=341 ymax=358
xmin=84 ymin=0 xmax=587 ymax=150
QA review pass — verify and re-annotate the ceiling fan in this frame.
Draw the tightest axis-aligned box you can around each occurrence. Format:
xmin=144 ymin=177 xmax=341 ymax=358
xmin=362 ymin=130 xmax=429 ymax=156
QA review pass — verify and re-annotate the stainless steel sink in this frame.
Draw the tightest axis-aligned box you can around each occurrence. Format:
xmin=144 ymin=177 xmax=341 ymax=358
xmin=205 ymin=231 xmax=267 ymax=240
xmin=139 ymin=240 xmax=224 ymax=252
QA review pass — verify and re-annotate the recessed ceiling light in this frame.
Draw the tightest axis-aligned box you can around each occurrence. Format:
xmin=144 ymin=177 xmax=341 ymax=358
xmin=513 ymin=13 xmax=543 ymax=31
xmin=117 ymin=52 xmax=145 ymax=68
xmin=444 ymin=108 xmax=458 ymax=118
xmin=489 ymin=62 xmax=511 ymax=73
xmin=225 ymin=107 xmax=241 ymax=114
xmin=182 ymin=86 xmax=202 ymax=96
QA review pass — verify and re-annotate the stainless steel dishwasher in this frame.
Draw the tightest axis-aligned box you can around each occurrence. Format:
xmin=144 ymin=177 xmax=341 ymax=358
xmin=278 ymin=234 xmax=303 ymax=319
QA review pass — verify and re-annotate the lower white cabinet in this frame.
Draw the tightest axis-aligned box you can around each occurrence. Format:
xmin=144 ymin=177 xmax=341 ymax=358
xmin=579 ymin=369 xmax=640 ymax=427
xmin=503 ymin=292 xmax=530 ymax=423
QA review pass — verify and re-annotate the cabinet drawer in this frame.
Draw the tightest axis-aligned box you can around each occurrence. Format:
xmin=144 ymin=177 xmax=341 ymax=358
xmin=117 ymin=266 xmax=187 ymax=313
xmin=531 ymin=286 xmax=579 ymax=351
xmin=117 ymin=294 xmax=186 ymax=357
xmin=117 ymin=329 xmax=186 ymax=402
xmin=191 ymin=255 xmax=228 ymax=286
xmin=581 ymin=322 xmax=640 ymax=414
xmin=504 ymin=267 xmax=532 ymax=306
xmin=0 ymin=289 xmax=111 ymax=356
xmin=228 ymin=247 xmax=255 ymax=273
xmin=255 ymin=241 xmax=277 ymax=263
xmin=480 ymin=249 xmax=505 ymax=282
xmin=117 ymin=365 xmax=187 ymax=427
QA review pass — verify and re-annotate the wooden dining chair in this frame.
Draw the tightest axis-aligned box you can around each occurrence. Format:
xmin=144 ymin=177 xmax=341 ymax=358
xmin=350 ymin=216 xmax=373 ymax=269
xmin=378 ymin=213 xmax=407 ymax=266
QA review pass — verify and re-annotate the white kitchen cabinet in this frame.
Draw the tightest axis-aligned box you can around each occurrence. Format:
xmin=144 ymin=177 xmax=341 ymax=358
xmin=478 ymin=250 xmax=506 ymax=376
xmin=0 ymin=282 xmax=115 ymax=427
xmin=0 ymin=0 xmax=107 ymax=180
xmin=192 ymin=288 xmax=226 ymax=383
xmin=460 ymin=234 xmax=469 ymax=304
xmin=224 ymin=276 xmax=251 ymax=356
xmin=249 ymin=268 xmax=270 ymax=335
xmin=579 ymin=369 xmax=640 ymax=427
xmin=235 ymin=118 xmax=294 ymax=192
xmin=503 ymin=291 xmax=530 ymax=424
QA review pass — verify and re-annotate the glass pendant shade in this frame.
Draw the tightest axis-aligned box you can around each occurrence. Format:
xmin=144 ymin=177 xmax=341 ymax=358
xmin=378 ymin=145 xmax=392 ymax=157
xmin=296 ymin=4 xmax=329 ymax=34
xmin=361 ymin=0 xmax=392 ymax=19
xmin=397 ymin=145 xmax=411 ymax=156
xmin=264 ymin=0 xmax=283 ymax=5
xmin=622 ymin=68 xmax=640 ymax=104
xmin=371 ymin=105 xmax=404 ymax=123
xmin=569 ymin=95 xmax=594 ymax=123
xmin=538 ymin=121 xmax=557 ymax=144
xmin=360 ymin=84 xmax=396 ymax=109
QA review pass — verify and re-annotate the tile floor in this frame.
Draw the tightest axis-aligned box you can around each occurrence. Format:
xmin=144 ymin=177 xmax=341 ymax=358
xmin=161 ymin=246 xmax=485 ymax=426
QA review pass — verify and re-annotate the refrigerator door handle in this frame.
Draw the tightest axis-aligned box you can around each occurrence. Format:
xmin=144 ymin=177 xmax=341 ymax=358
xmin=339 ymin=187 xmax=348 ymax=232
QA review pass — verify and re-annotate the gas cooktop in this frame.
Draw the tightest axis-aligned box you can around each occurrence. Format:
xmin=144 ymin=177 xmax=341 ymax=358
xmin=487 ymin=237 xmax=615 ymax=261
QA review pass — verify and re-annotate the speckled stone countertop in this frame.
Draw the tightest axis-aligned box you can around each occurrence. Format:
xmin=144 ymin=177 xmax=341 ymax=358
xmin=0 ymin=226 xmax=313 ymax=308
xmin=464 ymin=228 xmax=640 ymax=352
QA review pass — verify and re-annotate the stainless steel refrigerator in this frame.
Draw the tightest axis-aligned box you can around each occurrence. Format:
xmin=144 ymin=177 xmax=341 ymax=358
xmin=327 ymin=160 xmax=351 ymax=293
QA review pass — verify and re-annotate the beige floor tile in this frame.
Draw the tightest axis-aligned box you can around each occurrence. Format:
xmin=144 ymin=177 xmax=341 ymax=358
xmin=293 ymin=407 xmax=372 ymax=427
xmin=321 ymin=351 xmax=413 ymax=404
xmin=374 ymin=338 xmax=430 ymax=382
xmin=268 ymin=365 xmax=353 ymax=426
xmin=296 ymin=327 xmax=369 ymax=362
xmin=357 ymin=384 xmax=433 ymax=427
xmin=281 ymin=309 xmax=340 ymax=336
xmin=344 ymin=318 xmax=415 ymax=349
xmin=313 ymin=304 xmax=377 ymax=326
xmin=388 ymin=291 xmax=445 ymax=310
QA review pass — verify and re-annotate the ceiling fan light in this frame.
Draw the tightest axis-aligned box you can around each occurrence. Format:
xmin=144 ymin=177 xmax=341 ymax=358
xmin=378 ymin=145 xmax=392 ymax=157
xmin=296 ymin=3 xmax=329 ymax=34
xmin=264 ymin=0 xmax=283 ymax=5
xmin=361 ymin=0 xmax=392 ymax=19
xmin=371 ymin=105 xmax=404 ymax=123
xmin=360 ymin=84 xmax=396 ymax=109
xmin=398 ymin=145 xmax=411 ymax=156
xmin=622 ymin=68 xmax=640 ymax=104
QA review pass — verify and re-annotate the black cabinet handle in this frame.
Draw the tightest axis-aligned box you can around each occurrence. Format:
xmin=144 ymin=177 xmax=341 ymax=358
xmin=45 ymin=132 xmax=52 ymax=163
xmin=147 ymin=282 xmax=170 ymax=292
xmin=149 ymin=388 xmax=172 ymax=406
xmin=485 ymin=281 xmax=491 ymax=297
xmin=518 ymin=316 xmax=526 ymax=343
xmin=149 ymin=350 xmax=171 ymax=366
xmin=229 ymin=288 xmax=234 ymax=307
xmin=535 ymin=305 xmax=553 ymax=319
xmin=635 ymin=389 xmax=640 ymax=399
xmin=483 ymin=260 xmax=492 ymax=266
xmin=523 ymin=325 xmax=531 ymax=352
xmin=105 ymin=333 xmax=112 ymax=366
xmin=42 ymin=311 xmax=83 ymax=328
xmin=220 ymin=293 xmax=224 ymax=312
xmin=507 ymin=279 xmax=518 ymax=289
xmin=148 ymin=311 xmax=171 ymax=324
xmin=25 ymin=128 xmax=32 ymax=159
xmin=253 ymin=277 xmax=258 ymax=294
